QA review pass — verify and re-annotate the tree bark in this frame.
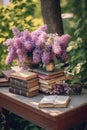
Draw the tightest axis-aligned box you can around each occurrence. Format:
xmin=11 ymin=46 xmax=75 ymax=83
xmin=40 ymin=0 xmax=64 ymax=35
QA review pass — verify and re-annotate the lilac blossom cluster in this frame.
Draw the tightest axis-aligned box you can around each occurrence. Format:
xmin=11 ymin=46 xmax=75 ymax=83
xmin=3 ymin=24 xmax=71 ymax=66
xmin=50 ymin=81 xmax=71 ymax=95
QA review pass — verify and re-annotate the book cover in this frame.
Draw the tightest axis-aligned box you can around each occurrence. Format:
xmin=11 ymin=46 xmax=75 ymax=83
xmin=38 ymin=95 xmax=70 ymax=108
xmin=10 ymin=78 xmax=39 ymax=88
xmin=10 ymin=70 xmax=38 ymax=81
xmin=9 ymin=87 xmax=39 ymax=97
xmin=33 ymin=68 xmax=64 ymax=76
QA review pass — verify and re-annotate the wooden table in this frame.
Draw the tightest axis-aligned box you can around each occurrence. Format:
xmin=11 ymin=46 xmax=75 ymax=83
xmin=0 ymin=87 xmax=87 ymax=130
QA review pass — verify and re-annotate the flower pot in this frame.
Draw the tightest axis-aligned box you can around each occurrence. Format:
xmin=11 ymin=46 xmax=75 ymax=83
xmin=45 ymin=62 xmax=55 ymax=72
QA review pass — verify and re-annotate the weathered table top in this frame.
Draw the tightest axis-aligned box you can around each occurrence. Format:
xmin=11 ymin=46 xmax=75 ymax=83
xmin=0 ymin=87 xmax=87 ymax=130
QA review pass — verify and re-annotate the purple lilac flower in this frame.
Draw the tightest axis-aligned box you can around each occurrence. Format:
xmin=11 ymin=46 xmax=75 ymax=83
xmin=50 ymin=81 xmax=71 ymax=95
xmin=53 ymin=36 xmax=61 ymax=45
xmin=41 ymin=50 xmax=51 ymax=65
xmin=14 ymin=38 xmax=23 ymax=49
xmin=60 ymin=50 xmax=68 ymax=62
xmin=52 ymin=43 xmax=62 ymax=55
xmin=12 ymin=26 xmax=22 ymax=37
xmin=23 ymin=29 xmax=32 ymax=41
xmin=24 ymin=41 xmax=33 ymax=51
xmin=60 ymin=34 xmax=71 ymax=47
xmin=18 ymin=54 xmax=27 ymax=64
xmin=31 ymin=35 xmax=38 ymax=43
xmin=3 ymin=38 xmax=14 ymax=46
xmin=6 ymin=52 xmax=17 ymax=64
xmin=33 ymin=47 xmax=41 ymax=64
xmin=39 ymin=24 xmax=47 ymax=31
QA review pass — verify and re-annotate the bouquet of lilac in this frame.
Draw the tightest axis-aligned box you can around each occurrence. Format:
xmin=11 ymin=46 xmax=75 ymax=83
xmin=3 ymin=25 xmax=71 ymax=71
xmin=50 ymin=81 xmax=71 ymax=95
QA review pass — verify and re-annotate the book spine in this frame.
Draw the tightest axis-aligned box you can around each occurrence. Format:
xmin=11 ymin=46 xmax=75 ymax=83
xmin=11 ymin=85 xmax=39 ymax=93
xmin=9 ymin=87 xmax=38 ymax=97
xmin=10 ymin=78 xmax=39 ymax=89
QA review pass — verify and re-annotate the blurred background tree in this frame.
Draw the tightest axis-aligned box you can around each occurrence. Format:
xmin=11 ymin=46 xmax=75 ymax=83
xmin=40 ymin=0 xmax=64 ymax=35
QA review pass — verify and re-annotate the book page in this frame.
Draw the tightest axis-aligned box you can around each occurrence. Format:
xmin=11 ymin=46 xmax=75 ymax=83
xmin=11 ymin=66 xmax=23 ymax=72
xmin=54 ymin=96 xmax=70 ymax=107
xmin=38 ymin=95 xmax=57 ymax=108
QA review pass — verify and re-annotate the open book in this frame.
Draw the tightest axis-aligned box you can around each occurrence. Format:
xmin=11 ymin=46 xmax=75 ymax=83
xmin=38 ymin=95 xmax=70 ymax=108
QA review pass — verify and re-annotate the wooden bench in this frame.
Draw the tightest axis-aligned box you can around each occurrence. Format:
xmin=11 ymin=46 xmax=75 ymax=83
xmin=0 ymin=87 xmax=87 ymax=130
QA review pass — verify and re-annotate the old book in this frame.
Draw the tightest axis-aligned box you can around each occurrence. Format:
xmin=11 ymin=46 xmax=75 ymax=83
xmin=10 ymin=70 xmax=38 ymax=81
xmin=0 ymin=76 xmax=9 ymax=87
xmin=39 ymin=86 xmax=51 ymax=93
xmin=38 ymin=72 xmax=64 ymax=80
xmin=40 ymin=83 xmax=53 ymax=89
xmin=1 ymin=70 xmax=14 ymax=80
xmin=9 ymin=87 xmax=39 ymax=97
xmin=10 ymin=78 xmax=39 ymax=88
xmin=0 ymin=82 xmax=9 ymax=87
xmin=38 ymin=95 xmax=70 ymax=108
xmin=39 ymin=75 xmax=66 ymax=85
xmin=33 ymin=68 xmax=64 ymax=76
xmin=11 ymin=85 xmax=39 ymax=93
xmin=0 ymin=77 xmax=8 ymax=83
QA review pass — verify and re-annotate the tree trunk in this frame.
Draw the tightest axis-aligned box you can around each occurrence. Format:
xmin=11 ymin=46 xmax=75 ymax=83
xmin=40 ymin=0 xmax=64 ymax=35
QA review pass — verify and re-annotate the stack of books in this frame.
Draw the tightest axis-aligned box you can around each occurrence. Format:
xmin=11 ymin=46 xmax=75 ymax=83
xmin=0 ymin=70 xmax=13 ymax=87
xmin=0 ymin=76 xmax=9 ymax=87
xmin=9 ymin=70 xmax=40 ymax=97
xmin=35 ymin=69 xmax=66 ymax=94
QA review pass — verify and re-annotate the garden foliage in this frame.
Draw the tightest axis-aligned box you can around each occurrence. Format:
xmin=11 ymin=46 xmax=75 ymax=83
xmin=0 ymin=0 xmax=43 ymax=72
xmin=68 ymin=19 xmax=87 ymax=85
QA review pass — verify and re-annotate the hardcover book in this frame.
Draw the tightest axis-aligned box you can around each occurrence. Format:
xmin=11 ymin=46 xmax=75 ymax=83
xmin=40 ymin=83 xmax=53 ymax=89
xmin=39 ymin=86 xmax=51 ymax=93
xmin=0 ymin=83 xmax=9 ymax=87
xmin=11 ymin=85 xmax=39 ymax=93
xmin=1 ymin=70 xmax=14 ymax=80
xmin=38 ymin=95 xmax=70 ymax=108
xmin=10 ymin=78 xmax=39 ymax=88
xmin=38 ymin=72 xmax=64 ymax=80
xmin=0 ymin=77 xmax=8 ymax=83
xmin=0 ymin=76 xmax=9 ymax=87
xmin=39 ymin=75 xmax=66 ymax=85
xmin=33 ymin=68 xmax=64 ymax=76
xmin=10 ymin=70 xmax=38 ymax=81
xmin=9 ymin=87 xmax=39 ymax=97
